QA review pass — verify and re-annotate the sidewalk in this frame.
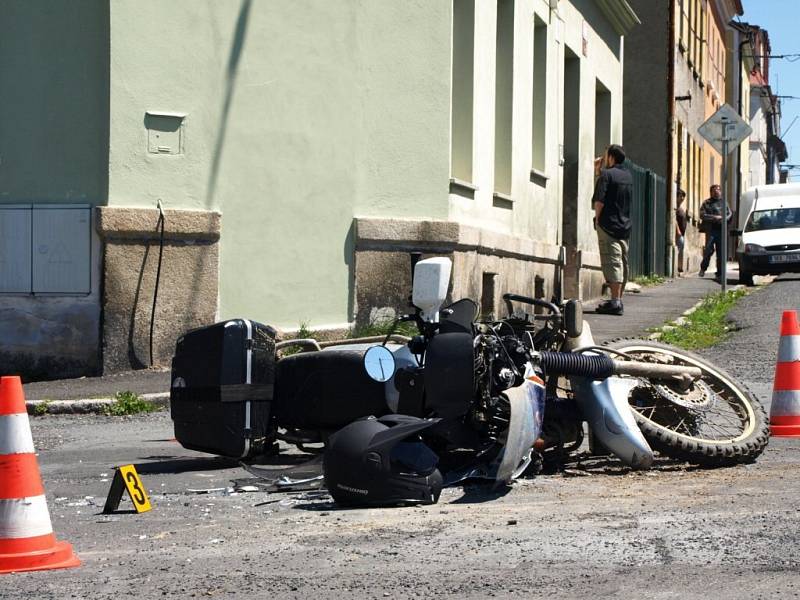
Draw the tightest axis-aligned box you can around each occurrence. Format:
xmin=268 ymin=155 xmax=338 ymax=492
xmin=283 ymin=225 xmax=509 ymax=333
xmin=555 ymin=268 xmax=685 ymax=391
xmin=585 ymin=273 xmax=722 ymax=344
xmin=22 ymin=266 xmax=743 ymax=412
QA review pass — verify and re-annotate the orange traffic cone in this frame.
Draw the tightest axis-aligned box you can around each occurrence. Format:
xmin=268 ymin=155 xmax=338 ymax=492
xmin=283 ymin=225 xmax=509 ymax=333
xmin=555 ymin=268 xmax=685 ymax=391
xmin=0 ymin=376 xmax=80 ymax=574
xmin=770 ymin=311 xmax=800 ymax=437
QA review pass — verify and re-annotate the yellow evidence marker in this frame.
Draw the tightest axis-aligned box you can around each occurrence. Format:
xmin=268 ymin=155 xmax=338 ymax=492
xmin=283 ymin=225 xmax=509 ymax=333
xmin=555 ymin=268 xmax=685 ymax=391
xmin=102 ymin=464 xmax=152 ymax=514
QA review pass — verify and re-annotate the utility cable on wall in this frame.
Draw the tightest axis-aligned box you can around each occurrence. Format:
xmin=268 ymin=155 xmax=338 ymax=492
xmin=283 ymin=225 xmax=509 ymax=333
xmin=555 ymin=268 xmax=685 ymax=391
xmin=149 ymin=200 xmax=166 ymax=367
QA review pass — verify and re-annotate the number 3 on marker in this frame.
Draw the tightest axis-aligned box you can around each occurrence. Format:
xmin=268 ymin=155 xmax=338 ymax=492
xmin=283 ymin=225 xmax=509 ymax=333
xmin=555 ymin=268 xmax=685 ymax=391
xmin=119 ymin=464 xmax=152 ymax=512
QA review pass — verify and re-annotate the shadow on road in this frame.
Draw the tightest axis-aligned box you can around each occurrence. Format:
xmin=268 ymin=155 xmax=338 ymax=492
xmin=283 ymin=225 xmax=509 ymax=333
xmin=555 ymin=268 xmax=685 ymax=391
xmin=450 ymin=483 xmax=512 ymax=504
xmin=134 ymin=456 xmax=240 ymax=474
xmin=553 ymin=453 xmax=707 ymax=475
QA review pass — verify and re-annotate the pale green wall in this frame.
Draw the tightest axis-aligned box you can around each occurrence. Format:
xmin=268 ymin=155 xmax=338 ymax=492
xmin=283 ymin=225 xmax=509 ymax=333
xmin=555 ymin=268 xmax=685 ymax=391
xmin=448 ymin=0 xmax=626 ymax=255
xmin=108 ymin=0 xmax=452 ymax=329
xmin=0 ymin=1 xmax=109 ymax=204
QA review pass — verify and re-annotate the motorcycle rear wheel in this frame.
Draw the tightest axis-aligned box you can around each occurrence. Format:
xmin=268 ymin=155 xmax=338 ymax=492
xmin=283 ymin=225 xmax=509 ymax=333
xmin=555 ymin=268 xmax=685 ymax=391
xmin=601 ymin=339 xmax=769 ymax=467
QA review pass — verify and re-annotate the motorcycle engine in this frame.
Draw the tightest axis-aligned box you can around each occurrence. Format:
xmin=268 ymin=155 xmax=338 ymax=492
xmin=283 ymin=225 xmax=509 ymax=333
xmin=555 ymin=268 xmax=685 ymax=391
xmin=470 ymin=329 xmax=535 ymax=435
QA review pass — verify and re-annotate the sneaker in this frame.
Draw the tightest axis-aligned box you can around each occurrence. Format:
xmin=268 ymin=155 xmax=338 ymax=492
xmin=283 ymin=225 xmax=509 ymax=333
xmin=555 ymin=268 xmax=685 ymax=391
xmin=595 ymin=299 xmax=624 ymax=316
xmin=699 ymin=270 xmax=705 ymax=277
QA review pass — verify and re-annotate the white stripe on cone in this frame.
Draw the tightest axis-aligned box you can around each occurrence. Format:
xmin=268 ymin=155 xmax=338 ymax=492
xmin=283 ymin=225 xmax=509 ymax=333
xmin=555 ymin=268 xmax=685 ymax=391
xmin=0 ymin=496 xmax=54 ymax=539
xmin=771 ymin=390 xmax=800 ymax=417
xmin=778 ymin=335 xmax=800 ymax=363
xmin=0 ymin=414 xmax=36 ymax=454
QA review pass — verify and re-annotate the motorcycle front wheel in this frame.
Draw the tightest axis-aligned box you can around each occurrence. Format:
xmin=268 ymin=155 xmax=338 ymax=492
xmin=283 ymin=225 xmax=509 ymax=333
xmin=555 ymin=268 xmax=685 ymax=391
xmin=601 ymin=339 xmax=769 ymax=467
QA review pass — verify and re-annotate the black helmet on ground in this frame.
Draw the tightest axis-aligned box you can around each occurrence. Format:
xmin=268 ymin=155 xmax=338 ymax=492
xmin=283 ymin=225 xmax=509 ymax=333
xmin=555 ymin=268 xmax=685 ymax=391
xmin=323 ymin=415 xmax=443 ymax=507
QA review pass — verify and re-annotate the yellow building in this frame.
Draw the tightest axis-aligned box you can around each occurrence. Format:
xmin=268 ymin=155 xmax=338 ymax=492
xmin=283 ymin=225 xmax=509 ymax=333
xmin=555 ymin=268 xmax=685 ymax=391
xmin=625 ymin=0 xmax=744 ymax=275
xmin=676 ymin=0 xmax=743 ymax=222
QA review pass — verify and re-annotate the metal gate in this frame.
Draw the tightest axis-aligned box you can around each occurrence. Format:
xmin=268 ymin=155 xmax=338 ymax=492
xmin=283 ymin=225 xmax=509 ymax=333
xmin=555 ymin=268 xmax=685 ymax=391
xmin=626 ymin=161 xmax=668 ymax=278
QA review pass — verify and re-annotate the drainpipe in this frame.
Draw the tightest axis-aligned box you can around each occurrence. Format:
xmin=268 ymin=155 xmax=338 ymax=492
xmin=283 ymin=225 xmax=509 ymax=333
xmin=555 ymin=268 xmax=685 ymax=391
xmin=666 ymin=0 xmax=676 ymax=276
xmin=766 ymin=99 xmax=775 ymax=184
xmin=736 ymin=34 xmax=748 ymax=220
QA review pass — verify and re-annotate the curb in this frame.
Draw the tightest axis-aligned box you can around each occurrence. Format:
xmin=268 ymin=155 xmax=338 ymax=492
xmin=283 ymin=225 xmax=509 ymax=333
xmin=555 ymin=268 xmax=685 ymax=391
xmin=26 ymin=392 xmax=170 ymax=416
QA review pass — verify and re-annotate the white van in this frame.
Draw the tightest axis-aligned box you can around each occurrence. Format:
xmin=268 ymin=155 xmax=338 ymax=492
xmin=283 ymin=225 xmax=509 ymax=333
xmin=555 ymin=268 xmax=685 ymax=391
xmin=736 ymin=183 xmax=800 ymax=285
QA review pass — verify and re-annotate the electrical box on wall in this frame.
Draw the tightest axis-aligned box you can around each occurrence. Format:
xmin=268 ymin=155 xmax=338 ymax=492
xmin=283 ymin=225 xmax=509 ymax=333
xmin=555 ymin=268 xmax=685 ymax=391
xmin=32 ymin=206 xmax=91 ymax=293
xmin=0 ymin=205 xmax=91 ymax=295
xmin=0 ymin=207 xmax=32 ymax=293
xmin=145 ymin=111 xmax=186 ymax=155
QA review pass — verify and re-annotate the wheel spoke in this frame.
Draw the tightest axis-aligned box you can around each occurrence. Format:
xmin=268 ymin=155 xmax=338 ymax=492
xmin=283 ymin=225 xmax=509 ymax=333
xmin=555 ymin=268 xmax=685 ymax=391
xmin=629 ymin=377 xmax=752 ymax=440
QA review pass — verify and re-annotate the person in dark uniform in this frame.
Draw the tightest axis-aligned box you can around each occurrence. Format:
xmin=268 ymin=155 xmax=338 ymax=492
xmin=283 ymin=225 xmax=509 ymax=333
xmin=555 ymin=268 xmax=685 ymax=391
xmin=699 ymin=184 xmax=732 ymax=281
xmin=592 ymin=144 xmax=632 ymax=316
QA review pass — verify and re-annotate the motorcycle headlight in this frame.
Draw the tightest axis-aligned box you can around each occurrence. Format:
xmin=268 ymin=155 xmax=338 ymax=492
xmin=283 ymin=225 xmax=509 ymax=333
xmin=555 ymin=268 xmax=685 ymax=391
xmin=745 ymin=243 xmax=766 ymax=254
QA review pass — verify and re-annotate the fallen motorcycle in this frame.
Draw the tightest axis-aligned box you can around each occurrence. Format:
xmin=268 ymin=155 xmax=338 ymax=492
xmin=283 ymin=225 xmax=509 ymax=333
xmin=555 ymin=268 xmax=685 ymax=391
xmin=170 ymin=256 xmax=769 ymax=492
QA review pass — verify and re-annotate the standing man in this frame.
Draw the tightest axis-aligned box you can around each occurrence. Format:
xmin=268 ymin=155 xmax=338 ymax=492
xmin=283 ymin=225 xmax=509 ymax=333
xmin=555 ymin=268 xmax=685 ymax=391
xmin=698 ymin=184 xmax=732 ymax=280
xmin=675 ymin=189 xmax=688 ymax=275
xmin=593 ymin=144 xmax=632 ymax=316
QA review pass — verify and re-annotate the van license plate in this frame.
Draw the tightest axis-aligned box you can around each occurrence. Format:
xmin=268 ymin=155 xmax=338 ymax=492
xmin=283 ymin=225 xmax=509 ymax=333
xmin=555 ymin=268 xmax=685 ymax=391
xmin=769 ymin=253 xmax=800 ymax=264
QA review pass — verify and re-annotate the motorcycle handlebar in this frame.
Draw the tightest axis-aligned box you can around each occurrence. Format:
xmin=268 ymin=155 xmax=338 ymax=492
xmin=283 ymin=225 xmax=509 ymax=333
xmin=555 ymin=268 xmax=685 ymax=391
xmin=502 ymin=293 xmax=561 ymax=316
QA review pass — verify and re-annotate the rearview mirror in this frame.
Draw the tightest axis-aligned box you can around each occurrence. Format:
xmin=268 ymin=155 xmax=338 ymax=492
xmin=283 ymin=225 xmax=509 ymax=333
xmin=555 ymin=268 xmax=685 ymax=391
xmin=364 ymin=346 xmax=396 ymax=383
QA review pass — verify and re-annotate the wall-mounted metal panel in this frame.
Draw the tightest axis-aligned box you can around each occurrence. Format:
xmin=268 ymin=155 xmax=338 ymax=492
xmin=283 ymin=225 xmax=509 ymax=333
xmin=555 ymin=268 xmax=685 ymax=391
xmin=0 ymin=207 xmax=32 ymax=292
xmin=32 ymin=206 xmax=91 ymax=294
xmin=145 ymin=112 xmax=186 ymax=155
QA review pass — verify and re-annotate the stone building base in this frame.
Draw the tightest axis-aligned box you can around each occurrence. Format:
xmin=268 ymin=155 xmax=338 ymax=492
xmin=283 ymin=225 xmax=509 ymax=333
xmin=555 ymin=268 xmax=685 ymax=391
xmin=96 ymin=207 xmax=220 ymax=372
xmin=353 ymin=218 xmax=604 ymax=327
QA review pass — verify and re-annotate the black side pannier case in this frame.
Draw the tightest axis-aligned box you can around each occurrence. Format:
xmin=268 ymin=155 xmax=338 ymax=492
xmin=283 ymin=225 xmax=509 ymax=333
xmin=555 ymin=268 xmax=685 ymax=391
xmin=170 ymin=319 xmax=276 ymax=458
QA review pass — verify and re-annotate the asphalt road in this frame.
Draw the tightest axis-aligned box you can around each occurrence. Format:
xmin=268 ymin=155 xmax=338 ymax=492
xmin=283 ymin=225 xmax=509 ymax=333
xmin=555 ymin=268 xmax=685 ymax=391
xmin=5 ymin=276 xmax=800 ymax=599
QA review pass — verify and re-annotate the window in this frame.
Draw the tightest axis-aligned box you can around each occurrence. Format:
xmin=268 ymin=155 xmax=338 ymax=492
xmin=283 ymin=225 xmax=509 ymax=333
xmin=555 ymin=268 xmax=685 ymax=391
xmin=677 ymin=120 xmax=685 ymax=197
xmin=451 ymin=0 xmax=475 ymax=183
xmin=531 ymin=15 xmax=547 ymax=174
xmin=561 ymin=47 xmax=581 ymax=247
xmin=688 ymin=139 xmax=692 ymax=217
xmin=710 ymin=155 xmax=716 ymax=187
xmin=694 ymin=141 xmax=701 ymax=218
xmin=481 ymin=272 xmax=497 ymax=318
xmin=679 ymin=0 xmax=688 ymax=52
xmin=687 ymin=0 xmax=694 ymax=64
xmin=494 ymin=0 xmax=515 ymax=195
xmin=594 ymin=80 xmax=611 ymax=158
xmin=698 ymin=1 xmax=705 ymax=81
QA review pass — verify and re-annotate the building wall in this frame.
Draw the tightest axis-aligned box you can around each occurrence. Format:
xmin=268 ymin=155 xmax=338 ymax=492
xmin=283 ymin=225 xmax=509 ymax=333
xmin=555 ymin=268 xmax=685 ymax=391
xmin=1 ymin=0 xmax=632 ymax=376
xmin=106 ymin=0 xmax=453 ymax=338
xmin=445 ymin=0 xmax=627 ymax=302
xmin=623 ymin=0 xmax=670 ymax=177
xmin=625 ymin=0 xmax=724 ymax=276
xmin=354 ymin=0 xmax=631 ymax=320
xmin=0 ymin=1 xmax=109 ymax=379
xmin=674 ymin=0 xmax=709 ymax=225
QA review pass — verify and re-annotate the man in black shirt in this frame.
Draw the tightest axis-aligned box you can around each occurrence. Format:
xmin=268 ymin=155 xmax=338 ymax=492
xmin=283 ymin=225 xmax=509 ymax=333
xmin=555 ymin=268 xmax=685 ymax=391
xmin=592 ymin=144 xmax=632 ymax=316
